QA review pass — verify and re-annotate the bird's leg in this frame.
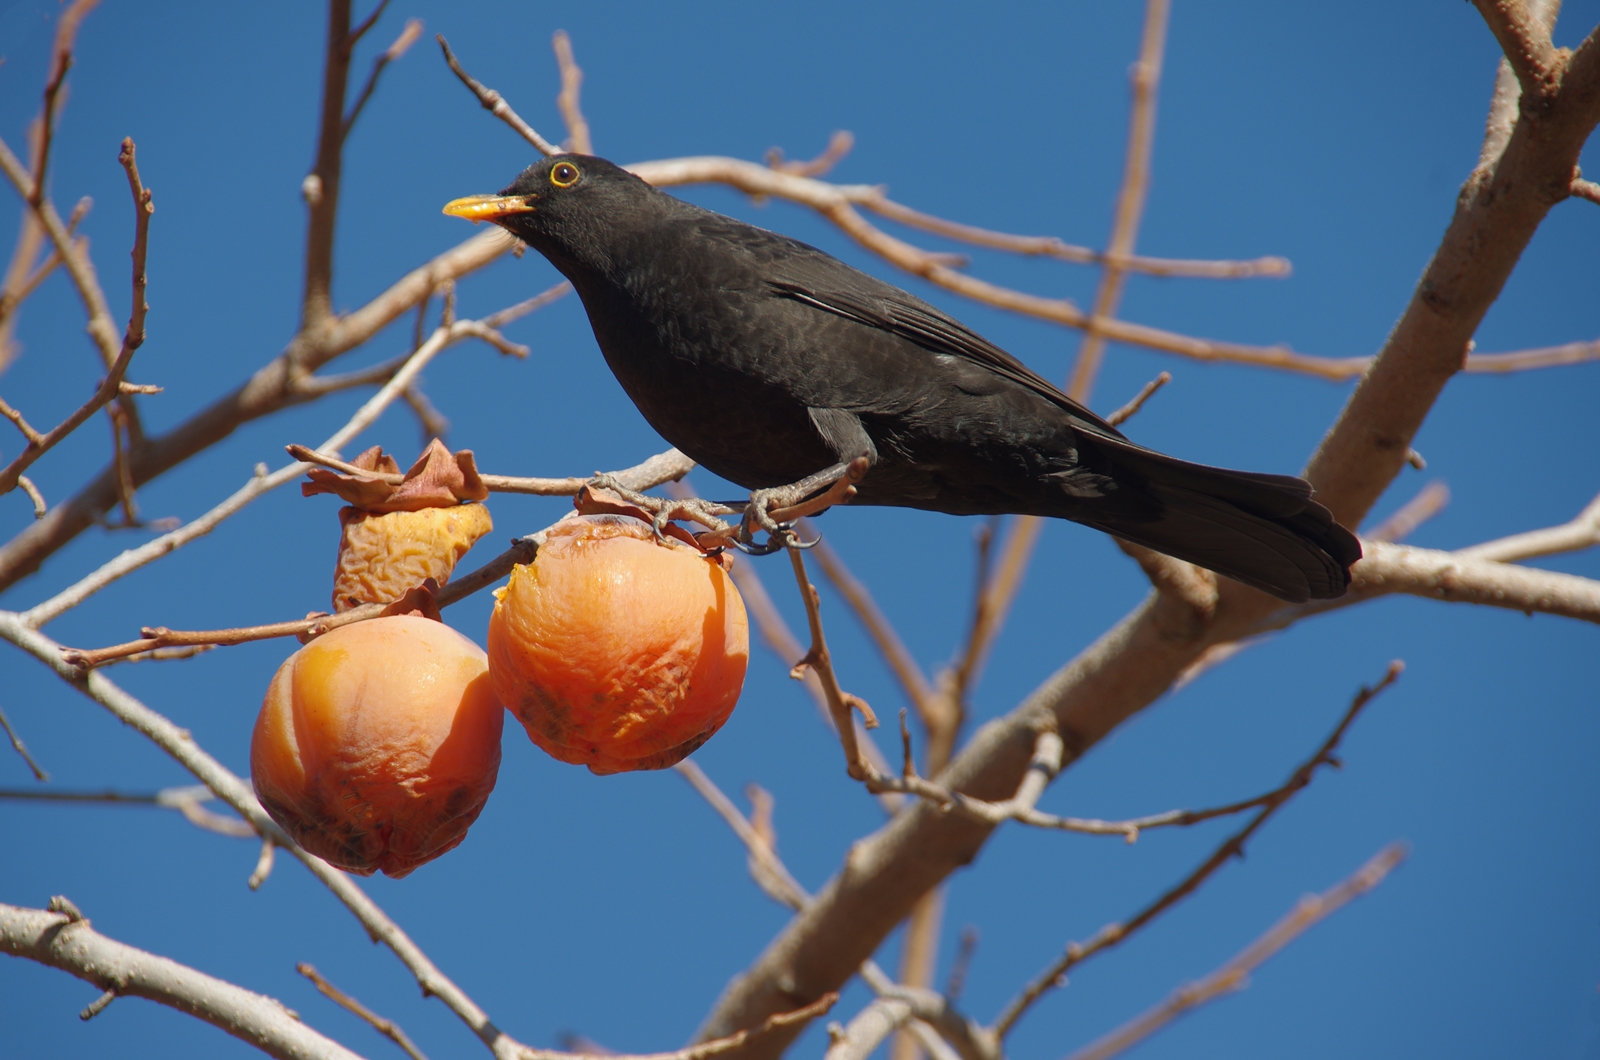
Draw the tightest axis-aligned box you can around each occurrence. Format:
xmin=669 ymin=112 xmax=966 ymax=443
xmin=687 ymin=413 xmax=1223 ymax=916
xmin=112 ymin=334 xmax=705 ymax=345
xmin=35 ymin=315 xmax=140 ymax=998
xmin=585 ymin=474 xmax=739 ymax=540
xmin=736 ymin=455 xmax=871 ymax=550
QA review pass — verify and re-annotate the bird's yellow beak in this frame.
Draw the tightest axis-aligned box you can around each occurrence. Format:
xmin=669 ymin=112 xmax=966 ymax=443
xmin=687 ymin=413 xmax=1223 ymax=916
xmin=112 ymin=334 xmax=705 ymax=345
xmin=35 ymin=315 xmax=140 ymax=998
xmin=441 ymin=194 xmax=536 ymax=222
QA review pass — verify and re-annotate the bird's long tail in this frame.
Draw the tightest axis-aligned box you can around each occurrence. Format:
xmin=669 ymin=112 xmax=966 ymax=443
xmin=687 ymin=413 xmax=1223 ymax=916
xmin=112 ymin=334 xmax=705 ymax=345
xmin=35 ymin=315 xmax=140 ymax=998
xmin=1078 ymin=443 xmax=1361 ymax=603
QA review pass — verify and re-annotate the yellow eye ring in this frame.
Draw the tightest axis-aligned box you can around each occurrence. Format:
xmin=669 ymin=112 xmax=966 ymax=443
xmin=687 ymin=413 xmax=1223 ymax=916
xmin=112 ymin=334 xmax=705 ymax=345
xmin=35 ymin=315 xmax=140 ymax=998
xmin=550 ymin=162 xmax=580 ymax=188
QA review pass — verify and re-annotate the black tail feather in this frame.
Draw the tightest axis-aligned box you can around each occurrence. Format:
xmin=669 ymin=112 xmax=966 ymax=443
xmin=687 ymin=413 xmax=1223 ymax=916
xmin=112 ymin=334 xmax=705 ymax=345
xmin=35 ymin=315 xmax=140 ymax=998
xmin=1084 ymin=444 xmax=1361 ymax=603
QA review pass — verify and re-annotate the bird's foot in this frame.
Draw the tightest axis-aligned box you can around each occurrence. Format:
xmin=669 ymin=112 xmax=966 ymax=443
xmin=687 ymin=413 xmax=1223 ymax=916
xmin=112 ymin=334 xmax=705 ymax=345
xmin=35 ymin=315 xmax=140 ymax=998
xmin=726 ymin=455 xmax=871 ymax=554
xmin=584 ymin=474 xmax=739 ymax=543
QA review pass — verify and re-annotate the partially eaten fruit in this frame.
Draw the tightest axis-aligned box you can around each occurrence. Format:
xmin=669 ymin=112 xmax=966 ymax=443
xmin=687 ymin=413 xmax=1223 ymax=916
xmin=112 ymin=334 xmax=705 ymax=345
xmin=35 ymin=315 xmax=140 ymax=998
xmin=487 ymin=514 xmax=750 ymax=775
xmin=250 ymin=615 xmax=503 ymax=877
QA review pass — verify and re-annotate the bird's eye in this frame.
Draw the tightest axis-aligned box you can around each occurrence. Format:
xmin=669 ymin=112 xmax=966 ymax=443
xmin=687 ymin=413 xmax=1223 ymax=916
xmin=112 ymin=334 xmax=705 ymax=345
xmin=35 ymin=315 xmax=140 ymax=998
xmin=550 ymin=162 xmax=580 ymax=188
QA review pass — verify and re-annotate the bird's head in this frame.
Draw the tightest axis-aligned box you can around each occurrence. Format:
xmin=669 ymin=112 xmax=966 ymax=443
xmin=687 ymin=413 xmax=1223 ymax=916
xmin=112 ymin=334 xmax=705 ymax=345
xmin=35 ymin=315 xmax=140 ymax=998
xmin=442 ymin=155 xmax=653 ymax=260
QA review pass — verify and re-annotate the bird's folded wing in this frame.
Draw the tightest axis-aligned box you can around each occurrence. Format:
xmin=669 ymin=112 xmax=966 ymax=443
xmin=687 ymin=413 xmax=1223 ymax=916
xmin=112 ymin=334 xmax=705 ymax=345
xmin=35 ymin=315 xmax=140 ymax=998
xmin=762 ymin=256 xmax=1128 ymax=441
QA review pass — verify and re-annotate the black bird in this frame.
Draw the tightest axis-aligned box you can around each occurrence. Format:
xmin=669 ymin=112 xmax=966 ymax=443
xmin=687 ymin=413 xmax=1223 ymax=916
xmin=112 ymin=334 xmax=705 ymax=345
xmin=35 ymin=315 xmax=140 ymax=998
xmin=444 ymin=155 xmax=1360 ymax=602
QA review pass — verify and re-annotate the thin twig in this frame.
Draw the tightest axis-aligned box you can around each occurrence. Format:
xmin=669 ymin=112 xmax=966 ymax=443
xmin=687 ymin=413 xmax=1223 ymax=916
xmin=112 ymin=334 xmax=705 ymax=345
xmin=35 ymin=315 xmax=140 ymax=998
xmin=768 ymin=132 xmax=855 ymax=178
xmin=0 ymin=138 xmax=153 ymax=498
xmin=17 ymin=311 xmax=559 ymax=629
xmin=437 ymin=35 xmax=560 ymax=156
xmin=29 ymin=0 xmax=99 ymax=209
xmin=248 ymin=838 xmax=276 ymax=891
xmin=1365 ymin=481 xmax=1451 ymax=542
xmin=299 ymin=962 xmax=431 ymax=1060
xmin=989 ymin=661 xmax=1404 ymax=1039
xmin=674 ymin=761 xmax=809 ymax=910
xmin=0 ymin=703 xmax=48 ymax=780
xmin=53 ymin=444 xmax=698 ymax=665
xmin=787 ymin=544 xmax=878 ymax=779
xmin=343 ymin=18 xmax=423 ymax=141
xmin=552 ymin=31 xmax=593 ymax=154
xmin=286 ymin=443 xmax=693 ymax=497
xmin=676 ymin=752 xmax=991 ymax=1060
xmin=945 ymin=929 xmax=979 ymax=1005
xmin=17 ymin=474 xmax=46 ymax=518
xmin=400 ymin=385 xmax=450 ymax=444
xmin=859 ymin=194 xmax=1289 ymax=279
xmin=1104 ymin=372 xmax=1170 ymax=427
xmin=0 ymin=783 xmax=256 ymax=838
xmin=1061 ymin=844 xmax=1407 ymax=1060
xmin=1066 ymin=0 xmax=1170 ymax=402
xmin=804 ymin=531 xmax=936 ymax=719
xmin=1457 ymin=489 xmax=1600 ymax=562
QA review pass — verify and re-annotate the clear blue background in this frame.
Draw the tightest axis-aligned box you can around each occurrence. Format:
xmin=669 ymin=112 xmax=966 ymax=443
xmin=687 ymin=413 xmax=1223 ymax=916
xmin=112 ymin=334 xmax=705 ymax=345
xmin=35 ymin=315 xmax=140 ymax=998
xmin=2 ymin=2 xmax=1597 ymax=1059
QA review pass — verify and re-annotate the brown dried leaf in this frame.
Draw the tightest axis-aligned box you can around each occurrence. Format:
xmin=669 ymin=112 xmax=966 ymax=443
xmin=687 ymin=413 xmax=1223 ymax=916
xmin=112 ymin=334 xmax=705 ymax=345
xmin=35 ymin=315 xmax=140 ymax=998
xmin=302 ymin=439 xmax=489 ymax=512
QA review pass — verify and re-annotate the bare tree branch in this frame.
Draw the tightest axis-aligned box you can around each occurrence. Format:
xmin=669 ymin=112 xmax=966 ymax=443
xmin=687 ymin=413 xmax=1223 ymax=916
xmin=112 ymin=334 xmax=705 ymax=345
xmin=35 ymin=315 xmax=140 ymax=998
xmin=299 ymin=962 xmax=431 ymax=1060
xmin=682 ymin=33 xmax=1600 ymax=1050
xmin=1066 ymin=0 xmax=1170 ymax=402
xmin=767 ymin=131 xmax=855 ymax=179
xmin=16 ymin=310 xmax=525 ymax=627
xmin=437 ymin=35 xmax=560 ymax=156
xmin=858 ymin=194 xmax=1289 ymax=279
xmin=1346 ymin=539 xmax=1600 ymax=623
xmin=0 ymin=227 xmax=512 ymax=594
xmin=343 ymin=18 xmax=423 ymax=142
xmin=0 ymin=784 xmax=255 ymax=838
xmin=1456 ymin=488 xmax=1600 ymax=561
xmin=1471 ymin=0 xmax=1561 ymax=103
xmin=0 ymin=613 xmax=539 ymax=1060
xmin=552 ymin=31 xmax=594 ymax=154
xmin=0 ymin=136 xmax=152 ymax=498
xmin=0 ymin=702 xmax=48 ymax=780
xmin=1364 ymin=480 xmax=1451 ymax=542
xmin=990 ymin=663 xmax=1402 ymax=1038
xmin=1060 ymin=844 xmax=1407 ymax=1060
xmin=1 ymin=900 xmax=370 ymax=1060
xmin=302 ymin=0 xmax=357 ymax=332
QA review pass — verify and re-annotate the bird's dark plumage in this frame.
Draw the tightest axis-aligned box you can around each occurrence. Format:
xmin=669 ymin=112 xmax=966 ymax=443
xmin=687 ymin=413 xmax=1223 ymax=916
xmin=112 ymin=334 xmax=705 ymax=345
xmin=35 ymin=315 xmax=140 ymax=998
xmin=444 ymin=155 xmax=1360 ymax=602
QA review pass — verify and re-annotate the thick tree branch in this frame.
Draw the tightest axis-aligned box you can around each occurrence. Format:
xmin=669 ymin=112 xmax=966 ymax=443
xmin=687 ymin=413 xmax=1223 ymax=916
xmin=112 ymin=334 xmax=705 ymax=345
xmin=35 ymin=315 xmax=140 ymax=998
xmin=1303 ymin=8 xmax=1600 ymax=527
xmin=1471 ymin=0 xmax=1561 ymax=103
xmin=302 ymin=0 xmax=356 ymax=331
xmin=1 ymin=901 xmax=369 ymax=1060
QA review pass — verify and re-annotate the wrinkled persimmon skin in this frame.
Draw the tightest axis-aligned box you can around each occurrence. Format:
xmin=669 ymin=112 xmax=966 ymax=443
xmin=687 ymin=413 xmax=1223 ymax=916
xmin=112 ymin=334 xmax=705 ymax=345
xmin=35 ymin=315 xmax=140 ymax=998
xmin=250 ymin=615 xmax=503 ymax=877
xmin=488 ymin=515 xmax=749 ymax=775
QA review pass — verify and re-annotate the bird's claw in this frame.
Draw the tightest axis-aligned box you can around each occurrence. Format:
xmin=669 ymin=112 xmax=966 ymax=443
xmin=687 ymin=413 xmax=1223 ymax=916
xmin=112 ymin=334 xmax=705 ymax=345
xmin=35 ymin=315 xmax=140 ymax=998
xmin=582 ymin=474 xmax=737 ymax=543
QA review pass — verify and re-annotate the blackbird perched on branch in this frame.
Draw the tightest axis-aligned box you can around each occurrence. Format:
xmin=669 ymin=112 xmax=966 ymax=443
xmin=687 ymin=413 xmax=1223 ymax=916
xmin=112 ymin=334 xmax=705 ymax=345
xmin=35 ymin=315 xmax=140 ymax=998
xmin=445 ymin=155 xmax=1360 ymax=602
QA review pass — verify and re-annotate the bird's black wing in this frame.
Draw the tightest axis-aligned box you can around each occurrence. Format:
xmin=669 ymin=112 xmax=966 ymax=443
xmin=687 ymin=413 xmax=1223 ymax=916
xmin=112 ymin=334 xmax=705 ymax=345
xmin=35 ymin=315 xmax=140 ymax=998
xmin=760 ymin=249 xmax=1131 ymax=441
xmin=691 ymin=217 xmax=1358 ymax=601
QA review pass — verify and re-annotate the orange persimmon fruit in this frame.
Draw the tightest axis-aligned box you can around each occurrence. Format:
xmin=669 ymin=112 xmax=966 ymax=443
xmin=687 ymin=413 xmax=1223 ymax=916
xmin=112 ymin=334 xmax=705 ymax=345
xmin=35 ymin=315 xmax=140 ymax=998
xmin=250 ymin=615 xmax=503 ymax=877
xmin=487 ymin=514 xmax=750 ymax=775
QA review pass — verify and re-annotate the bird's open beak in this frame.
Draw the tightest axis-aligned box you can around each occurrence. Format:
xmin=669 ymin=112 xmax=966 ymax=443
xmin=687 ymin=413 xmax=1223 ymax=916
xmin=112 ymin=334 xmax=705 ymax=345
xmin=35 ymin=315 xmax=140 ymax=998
xmin=441 ymin=194 xmax=536 ymax=222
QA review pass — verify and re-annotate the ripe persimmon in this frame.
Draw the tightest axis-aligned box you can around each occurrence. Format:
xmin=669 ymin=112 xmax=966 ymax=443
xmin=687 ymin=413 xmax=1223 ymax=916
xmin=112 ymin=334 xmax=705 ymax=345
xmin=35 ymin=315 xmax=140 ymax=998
xmin=250 ymin=615 xmax=503 ymax=877
xmin=488 ymin=514 xmax=749 ymax=775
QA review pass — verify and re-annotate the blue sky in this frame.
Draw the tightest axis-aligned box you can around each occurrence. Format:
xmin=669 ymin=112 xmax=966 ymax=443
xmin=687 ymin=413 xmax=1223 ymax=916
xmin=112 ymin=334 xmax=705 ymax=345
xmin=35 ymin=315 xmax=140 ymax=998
xmin=2 ymin=3 xmax=1597 ymax=1059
